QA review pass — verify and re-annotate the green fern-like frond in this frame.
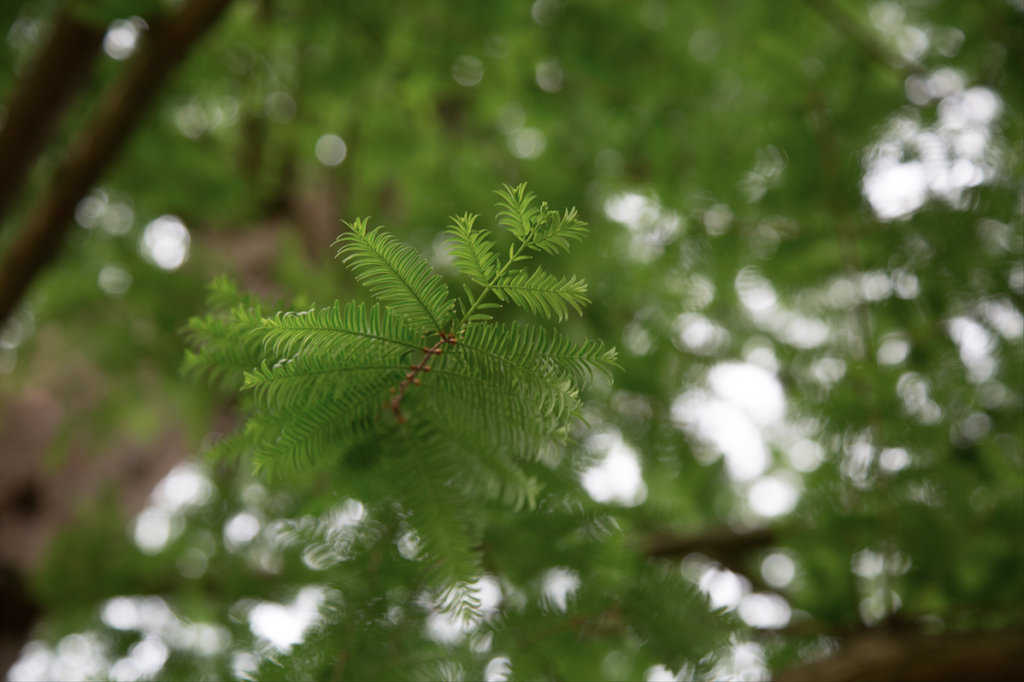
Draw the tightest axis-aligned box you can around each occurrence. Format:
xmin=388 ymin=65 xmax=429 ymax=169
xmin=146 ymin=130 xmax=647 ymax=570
xmin=182 ymin=316 xmax=264 ymax=389
xmin=335 ymin=217 xmax=454 ymax=333
xmin=445 ymin=213 xmax=499 ymax=285
xmin=182 ymin=279 xmax=276 ymax=389
xmin=184 ymin=184 xmax=616 ymax=592
xmin=494 ymin=183 xmax=540 ymax=243
xmin=246 ymin=369 xmax=400 ymax=475
xmin=427 ymin=325 xmax=615 ymax=449
xmin=242 ymin=356 xmax=401 ymax=411
xmin=493 ymin=184 xmax=588 ymax=255
xmin=541 ymin=331 xmax=620 ymax=383
xmin=259 ymin=302 xmax=421 ymax=360
xmin=433 ymin=416 xmax=542 ymax=511
xmin=430 ymin=366 xmax=568 ymax=444
xmin=529 ymin=205 xmax=589 ymax=254
xmin=494 ymin=267 xmax=590 ymax=321
xmin=382 ymin=419 xmax=482 ymax=586
xmin=422 ymin=366 xmax=563 ymax=456
xmin=438 ymin=326 xmax=579 ymax=423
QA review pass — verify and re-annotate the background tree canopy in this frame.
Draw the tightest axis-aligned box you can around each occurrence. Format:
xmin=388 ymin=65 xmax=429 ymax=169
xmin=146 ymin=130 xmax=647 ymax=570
xmin=0 ymin=0 xmax=1021 ymax=680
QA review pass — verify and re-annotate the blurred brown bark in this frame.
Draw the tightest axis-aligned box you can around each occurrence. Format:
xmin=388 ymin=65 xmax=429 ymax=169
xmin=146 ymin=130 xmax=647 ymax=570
xmin=0 ymin=384 xmax=192 ymax=677
xmin=0 ymin=0 xmax=235 ymax=674
xmin=0 ymin=566 xmax=39 ymax=681
xmin=0 ymin=0 xmax=235 ymax=324
xmin=0 ymin=10 xmax=105 ymax=226
xmin=642 ymin=526 xmax=776 ymax=563
xmin=775 ymin=629 xmax=1024 ymax=682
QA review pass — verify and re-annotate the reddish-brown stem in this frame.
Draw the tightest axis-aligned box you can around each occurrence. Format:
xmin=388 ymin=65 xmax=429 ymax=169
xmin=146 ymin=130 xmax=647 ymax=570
xmin=388 ymin=331 xmax=457 ymax=420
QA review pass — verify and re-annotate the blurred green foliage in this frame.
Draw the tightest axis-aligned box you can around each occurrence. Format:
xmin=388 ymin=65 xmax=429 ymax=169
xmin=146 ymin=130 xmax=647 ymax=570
xmin=1 ymin=0 xmax=1021 ymax=680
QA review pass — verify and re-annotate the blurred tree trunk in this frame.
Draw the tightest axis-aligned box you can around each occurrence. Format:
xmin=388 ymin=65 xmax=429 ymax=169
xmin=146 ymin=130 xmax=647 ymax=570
xmin=0 ymin=0 xmax=235 ymax=324
xmin=0 ymin=10 xmax=105 ymax=226
xmin=0 ymin=386 xmax=192 ymax=677
xmin=775 ymin=629 xmax=1024 ymax=681
xmin=0 ymin=566 xmax=39 ymax=680
xmin=0 ymin=0 xmax=234 ymax=674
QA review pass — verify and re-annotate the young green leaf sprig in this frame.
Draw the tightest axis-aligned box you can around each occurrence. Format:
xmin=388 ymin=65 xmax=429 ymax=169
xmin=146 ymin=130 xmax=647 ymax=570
xmin=344 ymin=184 xmax=595 ymax=420
xmin=450 ymin=183 xmax=590 ymax=328
xmin=184 ymin=184 xmax=616 ymax=586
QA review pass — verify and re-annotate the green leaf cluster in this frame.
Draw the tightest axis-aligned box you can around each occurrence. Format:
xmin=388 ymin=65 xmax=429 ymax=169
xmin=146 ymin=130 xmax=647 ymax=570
xmin=450 ymin=184 xmax=591 ymax=324
xmin=184 ymin=184 xmax=616 ymax=587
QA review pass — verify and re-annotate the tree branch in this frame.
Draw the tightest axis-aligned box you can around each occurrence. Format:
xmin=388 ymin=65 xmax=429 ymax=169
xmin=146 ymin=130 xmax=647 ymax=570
xmin=642 ymin=529 xmax=1024 ymax=681
xmin=775 ymin=629 xmax=1024 ymax=681
xmin=641 ymin=527 xmax=775 ymax=563
xmin=0 ymin=10 xmax=105 ymax=226
xmin=0 ymin=0 xmax=235 ymax=324
xmin=0 ymin=564 xmax=40 ymax=679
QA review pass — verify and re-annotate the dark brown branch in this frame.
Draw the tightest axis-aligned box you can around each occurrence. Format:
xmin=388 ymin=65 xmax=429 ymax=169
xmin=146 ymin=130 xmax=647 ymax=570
xmin=0 ymin=564 xmax=41 ymax=679
xmin=775 ymin=629 xmax=1024 ymax=682
xmin=0 ymin=0 xmax=235 ymax=324
xmin=641 ymin=527 xmax=775 ymax=563
xmin=0 ymin=11 xmax=105 ymax=226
